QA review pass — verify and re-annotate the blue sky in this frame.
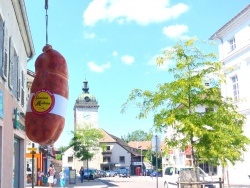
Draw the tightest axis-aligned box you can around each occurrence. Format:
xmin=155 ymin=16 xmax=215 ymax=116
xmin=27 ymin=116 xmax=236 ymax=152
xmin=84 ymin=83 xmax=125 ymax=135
xmin=25 ymin=0 xmax=250 ymax=148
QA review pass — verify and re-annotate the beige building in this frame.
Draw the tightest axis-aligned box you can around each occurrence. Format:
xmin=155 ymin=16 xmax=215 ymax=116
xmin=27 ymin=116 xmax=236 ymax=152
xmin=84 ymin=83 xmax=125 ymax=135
xmin=0 ymin=0 xmax=34 ymax=187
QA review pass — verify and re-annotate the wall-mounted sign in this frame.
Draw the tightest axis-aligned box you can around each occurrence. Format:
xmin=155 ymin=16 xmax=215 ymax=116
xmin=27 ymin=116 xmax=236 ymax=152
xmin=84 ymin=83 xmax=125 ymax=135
xmin=151 ymin=135 xmax=161 ymax=152
xmin=13 ymin=108 xmax=25 ymax=131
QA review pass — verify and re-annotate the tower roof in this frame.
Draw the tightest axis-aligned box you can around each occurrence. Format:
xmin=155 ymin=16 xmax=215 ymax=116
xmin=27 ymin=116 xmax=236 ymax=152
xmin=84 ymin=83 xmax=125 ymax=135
xmin=75 ymin=80 xmax=99 ymax=108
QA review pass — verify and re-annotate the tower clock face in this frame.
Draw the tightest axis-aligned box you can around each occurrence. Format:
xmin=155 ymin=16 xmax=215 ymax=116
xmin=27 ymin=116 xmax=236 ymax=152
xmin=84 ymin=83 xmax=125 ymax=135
xmin=84 ymin=96 xmax=90 ymax=102
xmin=83 ymin=112 xmax=91 ymax=120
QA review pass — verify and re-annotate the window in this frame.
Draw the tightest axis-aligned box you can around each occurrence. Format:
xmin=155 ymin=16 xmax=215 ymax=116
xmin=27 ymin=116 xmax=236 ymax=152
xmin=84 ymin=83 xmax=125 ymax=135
xmin=229 ymin=37 xmax=236 ymax=51
xmin=119 ymin=156 xmax=125 ymax=163
xmin=199 ymin=162 xmax=217 ymax=175
xmin=0 ymin=21 xmax=9 ymax=80
xmin=21 ymin=70 xmax=25 ymax=106
xmin=68 ymin=156 xmax=73 ymax=163
xmin=103 ymin=156 xmax=110 ymax=163
xmin=164 ymin=167 xmax=174 ymax=175
xmin=106 ymin=146 xmax=111 ymax=151
xmin=231 ymin=75 xmax=239 ymax=102
xmin=8 ymin=37 xmax=14 ymax=89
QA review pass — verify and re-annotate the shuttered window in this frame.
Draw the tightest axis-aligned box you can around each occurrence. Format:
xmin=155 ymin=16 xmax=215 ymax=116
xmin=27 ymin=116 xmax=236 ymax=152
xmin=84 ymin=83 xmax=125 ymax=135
xmin=8 ymin=37 xmax=14 ymax=89
xmin=17 ymin=70 xmax=21 ymax=100
xmin=13 ymin=55 xmax=19 ymax=100
xmin=21 ymin=70 xmax=25 ymax=106
xmin=0 ymin=21 xmax=9 ymax=80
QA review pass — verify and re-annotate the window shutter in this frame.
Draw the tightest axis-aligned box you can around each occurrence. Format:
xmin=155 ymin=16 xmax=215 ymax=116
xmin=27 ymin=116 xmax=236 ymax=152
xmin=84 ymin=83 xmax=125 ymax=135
xmin=14 ymin=57 xmax=20 ymax=100
xmin=1 ymin=22 xmax=8 ymax=80
xmin=8 ymin=37 xmax=14 ymax=89
xmin=0 ymin=21 xmax=4 ymax=74
xmin=0 ymin=21 xmax=9 ymax=80
xmin=17 ymin=71 xmax=21 ymax=100
xmin=21 ymin=70 xmax=25 ymax=106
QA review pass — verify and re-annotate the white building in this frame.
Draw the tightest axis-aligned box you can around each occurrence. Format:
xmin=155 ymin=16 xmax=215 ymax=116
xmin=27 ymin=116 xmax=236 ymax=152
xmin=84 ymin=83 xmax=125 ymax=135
xmin=210 ymin=4 xmax=250 ymax=185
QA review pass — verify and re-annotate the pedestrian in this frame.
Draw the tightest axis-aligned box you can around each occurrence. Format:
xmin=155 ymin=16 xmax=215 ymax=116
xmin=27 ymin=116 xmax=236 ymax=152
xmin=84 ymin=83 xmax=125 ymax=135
xmin=79 ymin=166 xmax=85 ymax=183
xmin=47 ymin=164 xmax=55 ymax=188
xmin=37 ymin=168 xmax=44 ymax=186
xmin=59 ymin=168 xmax=66 ymax=188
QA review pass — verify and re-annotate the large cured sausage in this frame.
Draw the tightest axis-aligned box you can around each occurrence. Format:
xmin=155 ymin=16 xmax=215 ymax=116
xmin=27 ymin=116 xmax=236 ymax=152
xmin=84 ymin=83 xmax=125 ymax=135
xmin=26 ymin=44 xmax=68 ymax=145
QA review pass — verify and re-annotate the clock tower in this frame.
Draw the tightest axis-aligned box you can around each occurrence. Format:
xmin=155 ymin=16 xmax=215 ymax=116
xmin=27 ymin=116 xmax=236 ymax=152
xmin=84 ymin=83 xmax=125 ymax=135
xmin=74 ymin=80 xmax=99 ymax=131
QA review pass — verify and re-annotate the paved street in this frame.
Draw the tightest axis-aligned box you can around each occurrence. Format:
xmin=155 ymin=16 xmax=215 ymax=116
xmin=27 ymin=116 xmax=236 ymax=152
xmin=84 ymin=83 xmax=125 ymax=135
xmin=26 ymin=175 xmax=164 ymax=188
xmin=26 ymin=175 xmax=250 ymax=188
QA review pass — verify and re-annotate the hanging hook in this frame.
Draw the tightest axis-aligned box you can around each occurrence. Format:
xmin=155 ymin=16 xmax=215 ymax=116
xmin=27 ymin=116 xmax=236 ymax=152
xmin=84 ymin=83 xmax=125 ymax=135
xmin=45 ymin=0 xmax=49 ymax=45
xmin=45 ymin=0 xmax=48 ymax=9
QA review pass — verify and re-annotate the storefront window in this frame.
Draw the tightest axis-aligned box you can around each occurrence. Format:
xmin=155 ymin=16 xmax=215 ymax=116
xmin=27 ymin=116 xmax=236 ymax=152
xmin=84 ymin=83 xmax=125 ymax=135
xmin=26 ymin=158 xmax=37 ymax=186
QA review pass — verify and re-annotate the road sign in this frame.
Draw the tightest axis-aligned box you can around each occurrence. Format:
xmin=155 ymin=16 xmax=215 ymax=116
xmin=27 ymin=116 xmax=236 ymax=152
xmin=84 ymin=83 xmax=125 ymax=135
xmin=28 ymin=147 xmax=37 ymax=154
xmin=151 ymin=135 xmax=161 ymax=152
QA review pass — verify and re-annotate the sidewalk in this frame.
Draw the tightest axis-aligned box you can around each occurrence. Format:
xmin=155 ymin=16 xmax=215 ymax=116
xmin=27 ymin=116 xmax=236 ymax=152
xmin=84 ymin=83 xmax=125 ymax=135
xmin=26 ymin=178 xmax=108 ymax=188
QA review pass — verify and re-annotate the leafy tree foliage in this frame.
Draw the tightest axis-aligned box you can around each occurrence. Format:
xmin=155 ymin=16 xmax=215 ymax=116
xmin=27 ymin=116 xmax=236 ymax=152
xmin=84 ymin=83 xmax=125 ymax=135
xmin=55 ymin=146 xmax=68 ymax=160
xmin=151 ymin=155 xmax=162 ymax=170
xmin=122 ymin=38 xmax=250 ymax=168
xmin=121 ymin=129 xmax=152 ymax=143
xmin=69 ymin=126 xmax=104 ymax=162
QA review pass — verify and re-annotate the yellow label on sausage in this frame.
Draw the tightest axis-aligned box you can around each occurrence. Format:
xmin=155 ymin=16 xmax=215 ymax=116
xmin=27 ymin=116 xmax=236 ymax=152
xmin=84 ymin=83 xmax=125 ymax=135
xmin=31 ymin=89 xmax=55 ymax=114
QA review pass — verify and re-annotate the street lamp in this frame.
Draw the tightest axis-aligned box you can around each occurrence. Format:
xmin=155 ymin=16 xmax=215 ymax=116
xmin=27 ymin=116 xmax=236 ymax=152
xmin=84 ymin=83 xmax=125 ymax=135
xmin=138 ymin=146 xmax=143 ymax=176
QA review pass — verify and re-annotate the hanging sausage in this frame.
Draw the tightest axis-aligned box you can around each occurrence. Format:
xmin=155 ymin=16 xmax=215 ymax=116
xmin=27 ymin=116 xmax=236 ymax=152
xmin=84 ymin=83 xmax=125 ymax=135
xmin=25 ymin=44 xmax=69 ymax=145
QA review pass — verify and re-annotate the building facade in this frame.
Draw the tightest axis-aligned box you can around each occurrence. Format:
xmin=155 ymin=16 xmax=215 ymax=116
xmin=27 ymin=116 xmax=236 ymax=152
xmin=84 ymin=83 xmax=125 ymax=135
xmin=100 ymin=129 xmax=141 ymax=175
xmin=210 ymin=4 xmax=250 ymax=185
xmin=0 ymin=0 xmax=34 ymax=187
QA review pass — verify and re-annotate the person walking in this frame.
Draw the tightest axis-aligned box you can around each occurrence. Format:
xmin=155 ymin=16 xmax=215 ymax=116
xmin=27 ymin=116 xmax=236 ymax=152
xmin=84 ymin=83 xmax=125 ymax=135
xmin=79 ymin=166 xmax=85 ymax=183
xmin=47 ymin=164 xmax=55 ymax=188
xmin=59 ymin=168 xmax=66 ymax=188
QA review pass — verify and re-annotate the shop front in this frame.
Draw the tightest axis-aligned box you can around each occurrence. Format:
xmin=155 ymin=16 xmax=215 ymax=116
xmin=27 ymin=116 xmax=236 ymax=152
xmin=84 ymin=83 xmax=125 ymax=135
xmin=26 ymin=144 xmax=43 ymax=186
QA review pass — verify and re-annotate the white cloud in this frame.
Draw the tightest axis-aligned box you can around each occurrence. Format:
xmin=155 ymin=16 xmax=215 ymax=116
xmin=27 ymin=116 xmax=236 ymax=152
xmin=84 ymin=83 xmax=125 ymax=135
xmin=121 ymin=55 xmax=134 ymax=65
xmin=112 ymin=51 xmax=118 ymax=57
xmin=163 ymin=24 xmax=188 ymax=38
xmin=87 ymin=61 xmax=111 ymax=72
xmin=83 ymin=0 xmax=189 ymax=26
xmin=83 ymin=31 xmax=96 ymax=39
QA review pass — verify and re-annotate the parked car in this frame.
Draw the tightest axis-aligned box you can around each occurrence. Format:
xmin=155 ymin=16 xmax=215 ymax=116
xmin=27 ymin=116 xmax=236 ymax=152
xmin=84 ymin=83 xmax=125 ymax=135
xmin=83 ymin=169 xmax=96 ymax=180
xmin=99 ymin=170 xmax=107 ymax=177
xmin=118 ymin=169 xmax=130 ymax=178
xmin=163 ymin=166 xmax=215 ymax=188
xmin=146 ymin=169 xmax=153 ymax=176
xmin=113 ymin=170 xmax=118 ymax=176
xmin=105 ymin=170 xmax=116 ymax=177
xmin=150 ymin=170 xmax=162 ymax=177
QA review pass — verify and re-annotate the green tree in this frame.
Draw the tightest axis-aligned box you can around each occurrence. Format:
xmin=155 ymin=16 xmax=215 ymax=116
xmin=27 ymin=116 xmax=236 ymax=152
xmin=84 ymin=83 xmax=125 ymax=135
xmin=122 ymin=38 xmax=250 ymax=171
xmin=121 ymin=129 xmax=152 ymax=143
xmin=151 ymin=154 xmax=162 ymax=170
xmin=55 ymin=146 xmax=68 ymax=160
xmin=69 ymin=126 xmax=104 ymax=170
